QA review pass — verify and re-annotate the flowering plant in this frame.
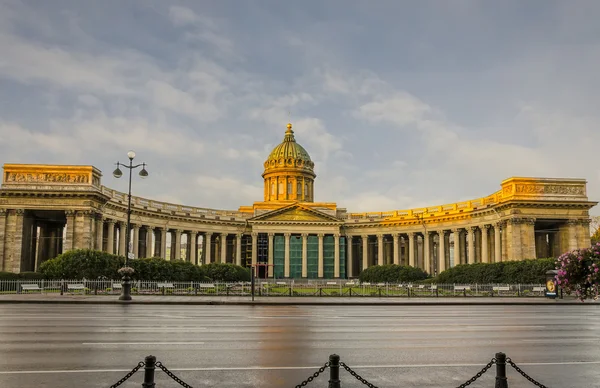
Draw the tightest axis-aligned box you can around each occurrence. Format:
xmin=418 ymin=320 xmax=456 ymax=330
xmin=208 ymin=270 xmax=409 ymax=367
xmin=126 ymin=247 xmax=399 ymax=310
xmin=555 ymin=243 xmax=600 ymax=302
xmin=117 ymin=266 xmax=135 ymax=277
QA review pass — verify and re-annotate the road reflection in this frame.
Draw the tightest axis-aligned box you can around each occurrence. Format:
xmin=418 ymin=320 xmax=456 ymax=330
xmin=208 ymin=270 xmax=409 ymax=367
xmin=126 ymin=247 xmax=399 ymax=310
xmin=252 ymin=305 xmax=318 ymax=387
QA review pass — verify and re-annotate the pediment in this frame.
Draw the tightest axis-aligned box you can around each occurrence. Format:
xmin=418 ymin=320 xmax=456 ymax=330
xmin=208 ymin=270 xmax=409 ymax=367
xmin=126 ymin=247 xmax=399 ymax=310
xmin=250 ymin=204 xmax=341 ymax=223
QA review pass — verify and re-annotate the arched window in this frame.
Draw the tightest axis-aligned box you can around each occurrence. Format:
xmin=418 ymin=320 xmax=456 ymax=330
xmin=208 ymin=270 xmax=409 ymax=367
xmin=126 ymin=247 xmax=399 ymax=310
xmin=305 ymin=183 xmax=309 ymax=200
xmin=271 ymin=183 xmax=275 ymax=195
xmin=287 ymin=182 xmax=292 ymax=198
xmin=278 ymin=182 xmax=283 ymax=196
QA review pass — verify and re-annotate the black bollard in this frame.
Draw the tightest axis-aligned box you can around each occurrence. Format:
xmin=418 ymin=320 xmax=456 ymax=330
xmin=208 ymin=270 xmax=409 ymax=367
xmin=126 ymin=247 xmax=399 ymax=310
xmin=328 ymin=354 xmax=340 ymax=388
xmin=142 ymin=355 xmax=156 ymax=388
xmin=495 ymin=352 xmax=508 ymax=388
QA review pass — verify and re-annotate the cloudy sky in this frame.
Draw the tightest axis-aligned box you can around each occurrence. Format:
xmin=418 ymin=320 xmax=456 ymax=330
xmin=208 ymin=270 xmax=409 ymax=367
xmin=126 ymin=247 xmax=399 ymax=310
xmin=1 ymin=0 xmax=599 ymax=215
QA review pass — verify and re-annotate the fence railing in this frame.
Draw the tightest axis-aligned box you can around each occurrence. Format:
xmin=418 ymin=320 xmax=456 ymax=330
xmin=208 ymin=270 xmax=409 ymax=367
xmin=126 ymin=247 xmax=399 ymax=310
xmin=0 ymin=279 xmax=548 ymax=298
xmin=110 ymin=352 xmax=549 ymax=388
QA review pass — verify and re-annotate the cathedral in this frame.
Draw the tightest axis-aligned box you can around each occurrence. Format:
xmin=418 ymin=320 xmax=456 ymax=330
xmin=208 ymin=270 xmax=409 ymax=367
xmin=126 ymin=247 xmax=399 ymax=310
xmin=0 ymin=123 xmax=596 ymax=278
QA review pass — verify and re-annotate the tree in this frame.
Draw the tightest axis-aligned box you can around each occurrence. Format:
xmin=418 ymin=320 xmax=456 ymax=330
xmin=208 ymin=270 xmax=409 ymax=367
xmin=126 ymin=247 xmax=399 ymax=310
xmin=591 ymin=216 xmax=600 ymax=245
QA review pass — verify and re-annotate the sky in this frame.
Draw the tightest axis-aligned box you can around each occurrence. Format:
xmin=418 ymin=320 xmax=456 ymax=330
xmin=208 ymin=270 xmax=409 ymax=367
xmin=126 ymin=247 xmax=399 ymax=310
xmin=1 ymin=0 xmax=599 ymax=215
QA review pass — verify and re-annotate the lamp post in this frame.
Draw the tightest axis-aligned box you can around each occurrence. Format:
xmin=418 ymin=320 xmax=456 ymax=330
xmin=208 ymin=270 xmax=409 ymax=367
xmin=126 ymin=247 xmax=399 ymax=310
xmin=113 ymin=150 xmax=148 ymax=301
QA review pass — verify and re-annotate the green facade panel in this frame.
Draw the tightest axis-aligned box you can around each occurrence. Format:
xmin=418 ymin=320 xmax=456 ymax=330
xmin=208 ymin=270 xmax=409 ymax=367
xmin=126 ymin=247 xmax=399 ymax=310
xmin=289 ymin=236 xmax=302 ymax=278
xmin=273 ymin=235 xmax=285 ymax=278
xmin=307 ymin=235 xmax=318 ymax=279
xmin=323 ymin=235 xmax=335 ymax=278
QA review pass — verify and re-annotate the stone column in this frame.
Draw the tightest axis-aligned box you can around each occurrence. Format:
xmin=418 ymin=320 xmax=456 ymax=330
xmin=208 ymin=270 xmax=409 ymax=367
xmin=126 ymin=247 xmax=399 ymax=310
xmin=334 ymin=234 xmax=340 ymax=278
xmin=301 ymin=233 xmax=308 ymax=278
xmin=377 ymin=234 xmax=384 ymax=266
xmin=408 ymin=232 xmax=415 ymax=267
xmin=205 ymin=232 xmax=212 ymax=264
xmin=132 ymin=224 xmax=140 ymax=258
xmin=235 ymin=233 xmax=242 ymax=266
xmin=438 ymin=230 xmax=446 ymax=273
xmin=284 ymin=233 xmax=291 ymax=277
xmin=567 ymin=220 xmax=579 ymax=251
xmin=0 ymin=210 xmax=6 ymax=271
xmin=118 ymin=222 xmax=126 ymax=256
xmin=74 ymin=211 xmax=93 ymax=249
xmin=452 ymin=229 xmax=460 ymax=266
xmin=95 ymin=215 xmax=103 ymax=251
xmin=106 ymin=220 xmax=115 ymax=254
xmin=145 ymin=226 xmax=154 ymax=258
xmin=361 ymin=235 xmax=368 ymax=272
xmin=64 ymin=210 xmax=76 ymax=252
xmin=220 ymin=233 xmax=228 ymax=263
xmin=251 ymin=232 xmax=258 ymax=267
xmin=173 ymin=229 xmax=182 ymax=261
xmin=467 ymin=227 xmax=475 ymax=264
xmin=159 ymin=228 xmax=167 ymax=260
xmin=392 ymin=234 xmax=399 ymax=265
xmin=494 ymin=223 xmax=502 ymax=263
xmin=481 ymin=225 xmax=489 ymax=263
xmin=579 ymin=220 xmax=592 ymax=248
xmin=423 ymin=232 xmax=431 ymax=274
xmin=268 ymin=233 xmax=274 ymax=278
xmin=346 ymin=235 xmax=353 ymax=278
xmin=521 ymin=218 xmax=537 ymax=260
xmin=12 ymin=209 xmax=25 ymax=273
xmin=189 ymin=231 xmax=197 ymax=264
xmin=318 ymin=233 xmax=324 ymax=278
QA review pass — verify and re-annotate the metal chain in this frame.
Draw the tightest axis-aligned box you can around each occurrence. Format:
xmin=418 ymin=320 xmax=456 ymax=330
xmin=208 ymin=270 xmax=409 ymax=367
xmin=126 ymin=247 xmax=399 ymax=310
xmin=155 ymin=361 xmax=195 ymax=388
xmin=294 ymin=362 xmax=330 ymax=388
xmin=109 ymin=361 xmax=145 ymax=388
xmin=456 ymin=358 xmax=497 ymax=388
xmin=506 ymin=358 xmax=548 ymax=388
xmin=339 ymin=362 xmax=379 ymax=388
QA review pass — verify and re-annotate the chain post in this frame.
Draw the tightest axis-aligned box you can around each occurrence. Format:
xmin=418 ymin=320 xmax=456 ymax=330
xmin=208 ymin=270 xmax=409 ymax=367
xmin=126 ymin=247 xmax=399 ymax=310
xmin=495 ymin=352 xmax=508 ymax=388
xmin=328 ymin=354 xmax=341 ymax=388
xmin=142 ymin=355 xmax=156 ymax=388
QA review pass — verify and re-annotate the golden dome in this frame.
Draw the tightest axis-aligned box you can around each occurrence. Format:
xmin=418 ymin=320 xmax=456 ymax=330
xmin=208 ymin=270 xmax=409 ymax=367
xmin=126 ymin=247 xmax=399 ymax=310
xmin=264 ymin=123 xmax=314 ymax=172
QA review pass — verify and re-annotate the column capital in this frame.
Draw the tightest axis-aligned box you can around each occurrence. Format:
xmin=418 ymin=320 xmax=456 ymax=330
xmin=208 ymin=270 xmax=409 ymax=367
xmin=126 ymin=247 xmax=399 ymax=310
xmin=392 ymin=233 xmax=400 ymax=240
xmin=377 ymin=234 xmax=384 ymax=240
xmin=104 ymin=218 xmax=116 ymax=224
xmin=189 ymin=230 xmax=198 ymax=236
xmin=251 ymin=232 xmax=259 ymax=238
xmin=236 ymin=232 xmax=244 ymax=238
xmin=407 ymin=232 xmax=415 ymax=237
xmin=0 ymin=209 xmax=6 ymax=216
xmin=220 ymin=232 xmax=228 ymax=236
xmin=333 ymin=233 xmax=340 ymax=238
xmin=65 ymin=210 xmax=75 ymax=216
xmin=301 ymin=233 xmax=309 ymax=238
xmin=284 ymin=233 xmax=291 ymax=238
xmin=132 ymin=224 xmax=141 ymax=230
xmin=467 ymin=226 xmax=476 ymax=233
xmin=268 ymin=232 xmax=275 ymax=237
xmin=146 ymin=225 xmax=155 ymax=230
xmin=317 ymin=233 xmax=325 ymax=238
xmin=437 ymin=229 xmax=445 ymax=236
xmin=175 ymin=229 xmax=184 ymax=234
xmin=481 ymin=224 xmax=491 ymax=230
xmin=567 ymin=219 xmax=580 ymax=226
xmin=205 ymin=231 xmax=213 ymax=236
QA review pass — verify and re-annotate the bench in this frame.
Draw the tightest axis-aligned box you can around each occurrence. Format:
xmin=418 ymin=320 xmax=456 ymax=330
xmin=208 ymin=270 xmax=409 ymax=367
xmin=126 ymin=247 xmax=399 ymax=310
xmin=199 ymin=283 xmax=215 ymax=289
xmin=417 ymin=285 xmax=425 ymax=289
xmin=430 ymin=285 xmax=438 ymax=290
xmin=67 ymin=284 xmax=85 ymax=294
xmin=362 ymin=282 xmax=371 ymax=286
xmin=276 ymin=282 xmax=287 ymax=286
xmin=493 ymin=286 xmax=510 ymax=291
xmin=157 ymin=283 xmax=174 ymax=288
xmin=454 ymin=286 xmax=471 ymax=291
xmin=532 ymin=287 xmax=546 ymax=292
xmin=112 ymin=283 xmax=122 ymax=289
xmin=326 ymin=282 xmax=337 ymax=286
xmin=21 ymin=284 xmax=41 ymax=293
xmin=345 ymin=282 xmax=355 ymax=286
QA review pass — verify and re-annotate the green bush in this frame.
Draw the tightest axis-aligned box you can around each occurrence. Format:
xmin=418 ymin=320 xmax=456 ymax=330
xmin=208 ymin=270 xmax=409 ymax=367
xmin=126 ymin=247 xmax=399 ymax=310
xmin=202 ymin=262 xmax=251 ymax=282
xmin=434 ymin=258 xmax=555 ymax=284
xmin=39 ymin=249 xmax=124 ymax=279
xmin=0 ymin=272 xmax=19 ymax=280
xmin=129 ymin=258 xmax=209 ymax=281
xmin=359 ymin=264 xmax=429 ymax=283
xmin=19 ymin=272 xmax=46 ymax=280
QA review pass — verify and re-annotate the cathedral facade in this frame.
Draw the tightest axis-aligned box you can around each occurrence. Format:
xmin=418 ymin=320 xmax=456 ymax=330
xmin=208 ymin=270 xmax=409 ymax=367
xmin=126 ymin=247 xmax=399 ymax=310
xmin=0 ymin=124 xmax=596 ymax=278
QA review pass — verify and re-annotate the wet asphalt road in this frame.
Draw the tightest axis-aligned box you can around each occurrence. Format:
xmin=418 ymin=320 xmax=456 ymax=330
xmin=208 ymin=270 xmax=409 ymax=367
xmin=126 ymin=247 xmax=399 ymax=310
xmin=0 ymin=304 xmax=599 ymax=388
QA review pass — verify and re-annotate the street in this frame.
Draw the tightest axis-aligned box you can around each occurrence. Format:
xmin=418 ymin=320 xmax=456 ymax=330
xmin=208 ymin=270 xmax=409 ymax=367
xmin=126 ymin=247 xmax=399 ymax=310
xmin=0 ymin=304 xmax=598 ymax=387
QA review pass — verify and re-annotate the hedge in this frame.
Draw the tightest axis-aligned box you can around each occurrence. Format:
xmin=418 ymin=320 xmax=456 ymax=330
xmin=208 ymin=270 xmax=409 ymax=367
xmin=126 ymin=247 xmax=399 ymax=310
xmin=37 ymin=249 xmax=248 ymax=282
xmin=433 ymin=258 xmax=555 ymax=284
xmin=359 ymin=264 xmax=429 ymax=283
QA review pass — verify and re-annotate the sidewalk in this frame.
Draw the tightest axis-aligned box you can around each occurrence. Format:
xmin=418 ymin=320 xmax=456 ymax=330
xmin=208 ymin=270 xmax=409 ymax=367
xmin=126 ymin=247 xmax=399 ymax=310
xmin=0 ymin=294 xmax=591 ymax=305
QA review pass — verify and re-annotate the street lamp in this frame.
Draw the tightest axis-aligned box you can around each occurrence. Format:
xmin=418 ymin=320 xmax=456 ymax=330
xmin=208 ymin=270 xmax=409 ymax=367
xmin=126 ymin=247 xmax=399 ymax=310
xmin=112 ymin=150 xmax=148 ymax=301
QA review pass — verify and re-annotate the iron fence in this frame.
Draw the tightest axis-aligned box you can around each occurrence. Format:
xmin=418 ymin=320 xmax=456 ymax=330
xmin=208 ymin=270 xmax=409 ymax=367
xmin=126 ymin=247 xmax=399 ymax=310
xmin=110 ymin=352 xmax=549 ymax=387
xmin=0 ymin=279 xmax=547 ymax=297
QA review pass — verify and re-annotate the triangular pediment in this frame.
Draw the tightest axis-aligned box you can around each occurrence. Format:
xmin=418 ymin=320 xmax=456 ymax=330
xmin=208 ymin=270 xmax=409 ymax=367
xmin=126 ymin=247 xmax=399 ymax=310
xmin=249 ymin=204 xmax=342 ymax=223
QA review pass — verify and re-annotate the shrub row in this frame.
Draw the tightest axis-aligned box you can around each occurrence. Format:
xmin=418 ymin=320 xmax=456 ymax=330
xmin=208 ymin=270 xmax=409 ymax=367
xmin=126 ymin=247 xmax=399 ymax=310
xmin=358 ymin=264 xmax=429 ymax=283
xmin=434 ymin=258 xmax=556 ymax=284
xmin=37 ymin=249 xmax=250 ymax=282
